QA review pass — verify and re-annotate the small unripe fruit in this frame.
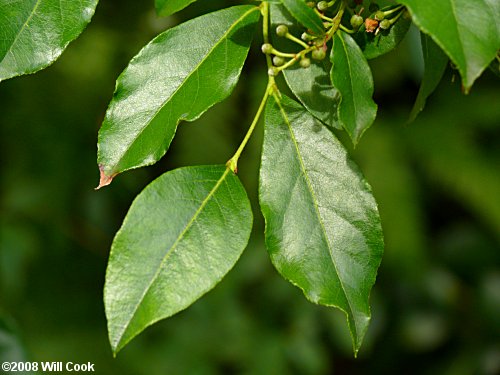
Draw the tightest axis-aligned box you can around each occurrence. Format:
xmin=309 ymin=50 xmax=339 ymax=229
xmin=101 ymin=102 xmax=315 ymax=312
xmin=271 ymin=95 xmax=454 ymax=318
xmin=311 ymin=48 xmax=326 ymax=61
xmin=268 ymin=67 xmax=279 ymax=76
xmin=261 ymin=43 xmax=273 ymax=54
xmin=374 ymin=10 xmax=385 ymax=21
xmin=276 ymin=25 xmax=288 ymax=37
xmin=379 ymin=19 xmax=391 ymax=29
xmin=301 ymin=32 xmax=315 ymax=41
xmin=350 ymin=14 xmax=363 ymax=29
xmin=300 ymin=57 xmax=311 ymax=68
xmin=317 ymin=1 xmax=329 ymax=11
xmin=273 ymin=56 xmax=286 ymax=66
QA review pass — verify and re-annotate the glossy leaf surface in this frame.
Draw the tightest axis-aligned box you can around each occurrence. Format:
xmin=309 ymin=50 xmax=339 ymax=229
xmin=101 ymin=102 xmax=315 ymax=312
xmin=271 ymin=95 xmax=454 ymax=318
xmin=271 ymin=3 xmax=341 ymax=129
xmin=331 ymin=32 xmax=377 ymax=145
xmin=97 ymin=5 xmax=259 ymax=184
xmin=0 ymin=0 xmax=98 ymax=82
xmin=281 ymin=0 xmax=324 ymax=35
xmin=105 ymin=165 xmax=253 ymax=354
xmin=398 ymin=0 xmax=500 ymax=91
xmin=259 ymin=94 xmax=384 ymax=354
xmin=353 ymin=12 xmax=412 ymax=60
xmin=409 ymin=33 xmax=448 ymax=122
xmin=155 ymin=0 xmax=198 ymax=17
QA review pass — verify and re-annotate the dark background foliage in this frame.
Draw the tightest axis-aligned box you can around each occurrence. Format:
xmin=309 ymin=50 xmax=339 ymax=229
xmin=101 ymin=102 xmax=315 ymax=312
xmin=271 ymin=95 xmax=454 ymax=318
xmin=1 ymin=0 xmax=499 ymax=373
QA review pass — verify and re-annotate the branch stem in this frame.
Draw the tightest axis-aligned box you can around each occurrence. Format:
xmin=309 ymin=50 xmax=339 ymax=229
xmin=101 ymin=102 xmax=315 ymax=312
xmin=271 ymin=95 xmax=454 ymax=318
xmin=227 ymin=83 xmax=271 ymax=173
xmin=262 ymin=1 xmax=274 ymax=72
xmin=326 ymin=1 xmax=345 ymax=39
xmin=227 ymin=2 xmax=277 ymax=173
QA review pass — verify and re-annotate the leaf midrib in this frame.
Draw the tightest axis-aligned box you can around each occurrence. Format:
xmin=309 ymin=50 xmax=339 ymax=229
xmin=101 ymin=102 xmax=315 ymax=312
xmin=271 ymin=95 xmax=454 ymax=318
xmin=274 ymin=97 xmax=358 ymax=337
xmin=110 ymin=6 xmax=259 ymax=173
xmin=113 ymin=167 xmax=231 ymax=349
xmin=1 ymin=0 xmax=42 ymax=63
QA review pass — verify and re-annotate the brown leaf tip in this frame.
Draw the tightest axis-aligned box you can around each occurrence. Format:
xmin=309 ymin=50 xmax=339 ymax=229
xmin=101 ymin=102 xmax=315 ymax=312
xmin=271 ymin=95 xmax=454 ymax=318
xmin=96 ymin=165 xmax=116 ymax=190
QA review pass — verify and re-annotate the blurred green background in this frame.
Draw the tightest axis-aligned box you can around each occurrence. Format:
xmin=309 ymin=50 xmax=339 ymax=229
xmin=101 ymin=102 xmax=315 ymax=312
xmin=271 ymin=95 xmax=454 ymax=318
xmin=1 ymin=1 xmax=499 ymax=374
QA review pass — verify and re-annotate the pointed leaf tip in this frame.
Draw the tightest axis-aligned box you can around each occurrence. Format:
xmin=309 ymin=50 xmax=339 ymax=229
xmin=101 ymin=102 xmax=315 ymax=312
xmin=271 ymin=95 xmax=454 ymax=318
xmin=397 ymin=0 xmax=500 ymax=89
xmin=96 ymin=166 xmax=115 ymax=190
xmin=259 ymin=95 xmax=384 ymax=354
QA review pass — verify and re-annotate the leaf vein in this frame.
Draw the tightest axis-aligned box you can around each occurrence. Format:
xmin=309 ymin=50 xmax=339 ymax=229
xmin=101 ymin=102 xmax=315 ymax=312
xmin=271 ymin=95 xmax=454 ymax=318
xmin=275 ymin=98 xmax=357 ymax=335
xmin=1 ymin=0 xmax=43 ymax=64
xmin=111 ymin=6 xmax=259 ymax=172
xmin=113 ymin=168 xmax=231 ymax=346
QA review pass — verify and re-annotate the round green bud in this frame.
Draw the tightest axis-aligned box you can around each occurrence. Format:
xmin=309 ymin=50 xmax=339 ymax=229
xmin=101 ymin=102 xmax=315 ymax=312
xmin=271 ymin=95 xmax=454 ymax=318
xmin=350 ymin=14 xmax=364 ymax=29
xmin=276 ymin=25 xmax=288 ymax=37
xmin=311 ymin=48 xmax=326 ymax=61
xmin=261 ymin=43 xmax=273 ymax=54
xmin=300 ymin=57 xmax=311 ymax=69
xmin=317 ymin=1 xmax=329 ymax=11
xmin=268 ymin=67 xmax=279 ymax=76
xmin=379 ymin=19 xmax=391 ymax=29
xmin=273 ymin=56 xmax=286 ymax=66
xmin=374 ymin=10 xmax=385 ymax=21
xmin=301 ymin=32 xmax=315 ymax=42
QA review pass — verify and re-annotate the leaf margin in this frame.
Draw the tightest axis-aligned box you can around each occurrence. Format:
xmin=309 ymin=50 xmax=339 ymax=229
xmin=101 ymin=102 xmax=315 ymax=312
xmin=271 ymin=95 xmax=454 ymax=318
xmin=259 ymin=93 xmax=384 ymax=355
xmin=330 ymin=31 xmax=378 ymax=146
xmin=96 ymin=5 xmax=261 ymax=187
xmin=105 ymin=164 xmax=253 ymax=354
xmin=0 ymin=0 xmax=99 ymax=82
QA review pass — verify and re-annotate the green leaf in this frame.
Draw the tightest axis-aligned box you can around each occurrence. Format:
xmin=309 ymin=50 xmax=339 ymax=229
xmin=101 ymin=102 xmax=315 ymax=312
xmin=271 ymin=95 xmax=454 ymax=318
xmin=0 ymin=0 xmax=98 ymax=82
xmin=259 ymin=94 xmax=384 ymax=354
xmin=105 ymin=165 xmax=253 ymax=354
xmin=271 ymin=3 xmax=341 ymax=129
xmin=96 ymin=5 xmax=260 ymax=186
xmin=283 ymin=60 xmax=343 ymax=128
xmin=397 ymin=0 xmax=500 ymax=91
xmin=281 ymin=0 xmax=324 ymax=35
xmin=409 ymin=33 xmax=448 ymax=123
xmin=155 ymin=0 xmax=198 ymax=17
xmin=331 ymin=32 xmax=377 ymax=145
xmin=353 ymin=11 xmax=412 ymax=59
